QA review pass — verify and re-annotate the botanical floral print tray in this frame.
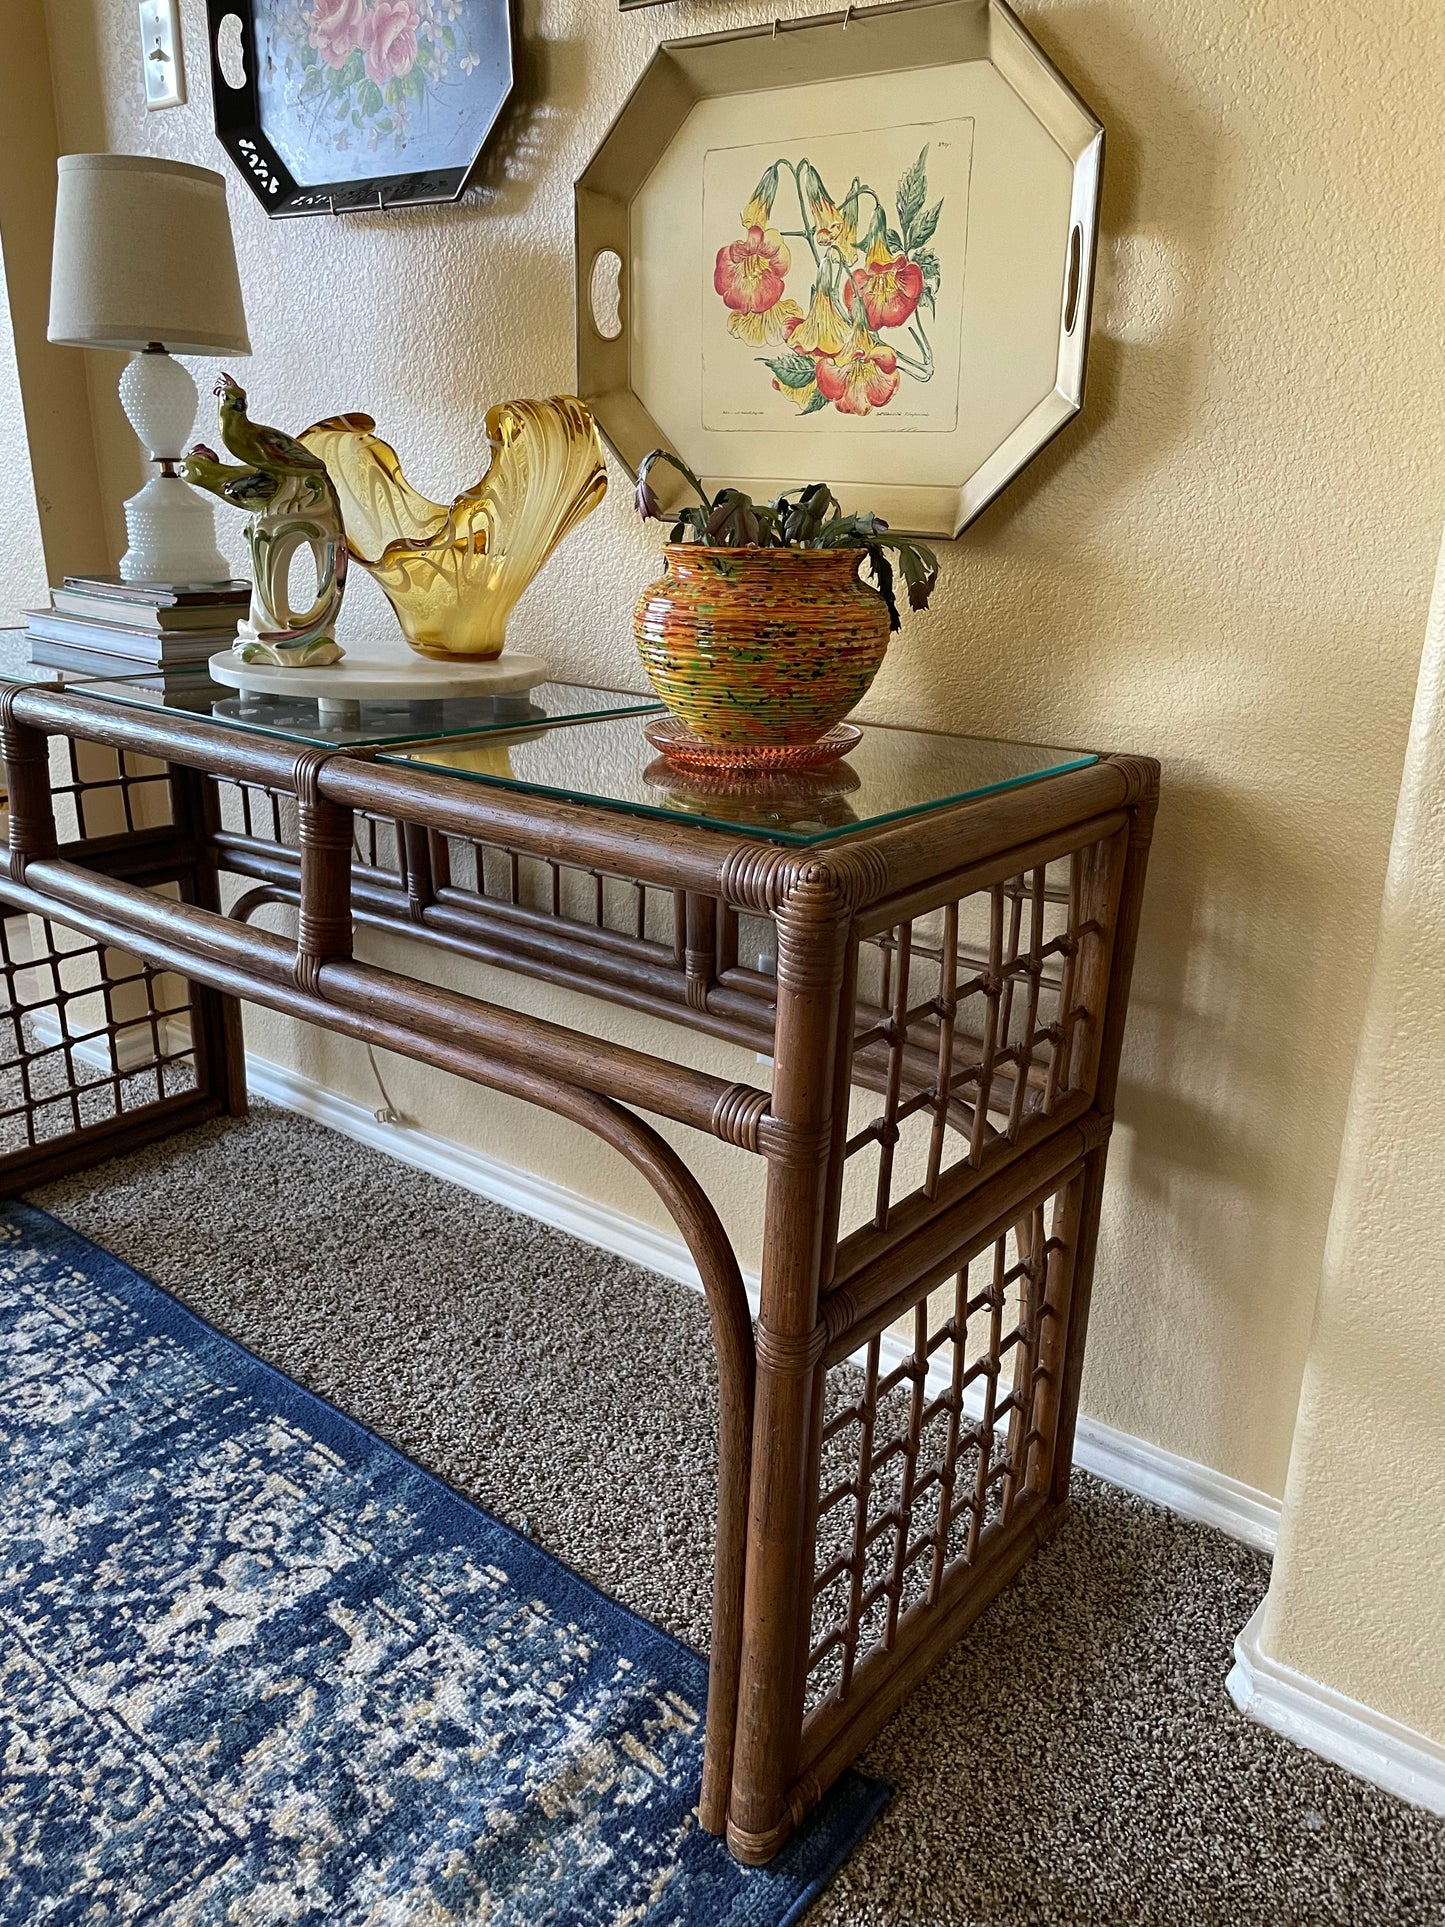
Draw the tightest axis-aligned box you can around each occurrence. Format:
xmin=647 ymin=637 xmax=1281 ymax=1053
xmin=583 ymin=0 xmax=1101 ymax=535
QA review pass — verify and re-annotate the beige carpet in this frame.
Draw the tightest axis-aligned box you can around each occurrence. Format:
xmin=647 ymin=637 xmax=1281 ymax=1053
xmin=29 ymin=1106 xmax=1445 ymax=1926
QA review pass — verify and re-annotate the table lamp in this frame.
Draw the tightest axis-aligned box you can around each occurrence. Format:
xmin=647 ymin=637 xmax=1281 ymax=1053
xmin=48 ymin=153 xmax=251 ymax=586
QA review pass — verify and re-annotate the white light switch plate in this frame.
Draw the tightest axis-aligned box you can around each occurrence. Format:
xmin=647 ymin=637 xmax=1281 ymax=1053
xmin=138 ymin=0 xmax=186 ymax=110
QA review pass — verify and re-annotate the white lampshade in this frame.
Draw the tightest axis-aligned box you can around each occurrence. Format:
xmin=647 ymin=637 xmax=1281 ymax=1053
xmin=48 ymin=153 xmax=250 ymax=357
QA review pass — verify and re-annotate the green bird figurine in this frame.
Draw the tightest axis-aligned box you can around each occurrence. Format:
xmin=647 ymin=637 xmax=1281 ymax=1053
xmin=182 ymin=443 xmax=281 ymax=511
xmin=182 ymin=377 xmax=348 ymax=668
xmin=214 ymin=372 xmax=328 ymax=476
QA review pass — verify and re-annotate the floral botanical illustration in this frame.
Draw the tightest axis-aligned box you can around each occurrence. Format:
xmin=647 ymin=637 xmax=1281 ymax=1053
xmin=259 ymin=0 xmax=486 ymax=166
xmin=712 ymin=147 xmax=943 ymax=419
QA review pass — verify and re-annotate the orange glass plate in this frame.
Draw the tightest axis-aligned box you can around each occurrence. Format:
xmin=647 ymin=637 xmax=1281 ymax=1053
xmin=642 ymin=716 xmax=862 ymax=773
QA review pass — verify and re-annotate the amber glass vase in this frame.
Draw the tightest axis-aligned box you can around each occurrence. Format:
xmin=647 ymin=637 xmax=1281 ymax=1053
xmin=302 ymin=397 xmax=606 ymax=659
xmin=633 ymin=546 xmax=891 ymax=747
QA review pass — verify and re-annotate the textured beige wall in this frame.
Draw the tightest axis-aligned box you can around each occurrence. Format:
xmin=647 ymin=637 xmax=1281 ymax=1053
xmin=1260 ymin=534 xmax=1445 ymax=1742
xmin=25 ymin=0 xmax=1445 ymax=1503
xmin=0 ymin=243 xmax=48 ymax=627
xmin=0 ymin=0 xmax=109 ymax=587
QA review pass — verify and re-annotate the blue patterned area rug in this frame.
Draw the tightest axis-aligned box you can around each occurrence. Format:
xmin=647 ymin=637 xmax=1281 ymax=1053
xmin=0 ymin=1201 xmax=887 ymax=1925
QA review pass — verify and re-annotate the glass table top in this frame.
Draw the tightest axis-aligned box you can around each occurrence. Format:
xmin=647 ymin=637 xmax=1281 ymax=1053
xmin=379 ymin=712 xmax=1097 ymax=846
xmin=0 ymin=626 xmax=1097 ymax=846
xmin=33 ymin=659 xmax=663 ymax=749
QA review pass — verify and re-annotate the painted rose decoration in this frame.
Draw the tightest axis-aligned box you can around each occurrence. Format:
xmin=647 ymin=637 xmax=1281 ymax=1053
xmin=266 ymin=0 xmax=483 ymax=158
xmin=713 ymin=149 xmax=943 ymax=419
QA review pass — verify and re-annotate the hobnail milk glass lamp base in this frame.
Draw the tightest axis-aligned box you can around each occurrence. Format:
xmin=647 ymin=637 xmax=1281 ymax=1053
xmin=119 ymin=473 xmax=233 ymax=584
xmin=116 ymin=349 xmax=232 ymax=585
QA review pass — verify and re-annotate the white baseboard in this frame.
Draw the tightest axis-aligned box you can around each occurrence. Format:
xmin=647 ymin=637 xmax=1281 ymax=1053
xmin=1069 ymin=1412 xmax=1279 ymax=1553
xmin=28 ymin=1007 xmax=190 ymax=1076
xmin=246 ymin=1054 xmax=723 ymax=1304
xmin=1228 ymin=1604 xmax=1445 ymax=1816
xmin=246 ymin=1053 xmax=1282 ymax=1554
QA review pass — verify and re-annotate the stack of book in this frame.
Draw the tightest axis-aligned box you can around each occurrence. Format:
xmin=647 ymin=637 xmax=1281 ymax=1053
xmin=25 ymin=576 xmax=250 ymax=678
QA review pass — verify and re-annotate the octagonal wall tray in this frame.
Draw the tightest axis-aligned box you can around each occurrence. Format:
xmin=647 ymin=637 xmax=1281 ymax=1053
xmin=205 ymin=0 xmax=513 ymax=216
xmin=576 ymin=0 xmax=1102 ymax=537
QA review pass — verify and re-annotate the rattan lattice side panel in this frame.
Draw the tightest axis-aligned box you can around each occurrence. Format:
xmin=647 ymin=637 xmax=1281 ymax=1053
xmin=837 ymin=828 xmax=1125 ymax=1245
xmin=47 ymin=734 xmax=175 ymax=844
xmin=0 ymin=904 xmax=197 ymax=1140
xmin=803 ymin=1164 xmax=1084 ymax=1760
xmin=0 ymin=736 xmax=244 ymax=1186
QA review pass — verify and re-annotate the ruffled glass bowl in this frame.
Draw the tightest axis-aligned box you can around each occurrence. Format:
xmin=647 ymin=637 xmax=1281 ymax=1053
xmin=302 ymin=396 xmax=606 ymax=660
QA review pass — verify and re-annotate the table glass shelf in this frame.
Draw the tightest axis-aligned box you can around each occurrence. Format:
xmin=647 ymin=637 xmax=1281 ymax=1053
xmin=379 ymin=712 xmax=1097 ymax=846
xmin=0 ymin=627 xmax=1096 ymax=845
xmin=40 ymin=664 xmax=662 ymax=749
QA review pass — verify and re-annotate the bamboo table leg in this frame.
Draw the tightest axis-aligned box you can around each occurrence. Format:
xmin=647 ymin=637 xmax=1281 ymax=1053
xmin=727 ymin=868 xmax=856 ymax=1863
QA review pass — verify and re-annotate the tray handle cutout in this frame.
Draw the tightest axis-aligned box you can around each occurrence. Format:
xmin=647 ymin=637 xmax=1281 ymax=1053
xmin=1063 ymin=222 xmax=1084 ymax=334
xmin=588 ymin=249 xmax=624 ymax=342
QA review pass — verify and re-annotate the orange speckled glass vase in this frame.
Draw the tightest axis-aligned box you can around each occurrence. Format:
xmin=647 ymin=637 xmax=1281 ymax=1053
xmin=633 ymin=546 xmax=891 ymax=747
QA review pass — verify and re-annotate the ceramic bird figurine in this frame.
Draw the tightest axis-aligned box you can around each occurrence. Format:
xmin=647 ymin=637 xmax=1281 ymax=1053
xmin=214 ymin=373 xmax=329 ymax=482
xmin=183 ymin=376 xmax=347 ymax=668
xmin=184 ymin=443 xmax=281 ymax=511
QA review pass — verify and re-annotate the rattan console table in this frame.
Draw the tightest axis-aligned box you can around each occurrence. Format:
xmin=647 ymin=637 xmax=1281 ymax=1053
xmin=0 ymin=660 xmax=1156 ymax=1864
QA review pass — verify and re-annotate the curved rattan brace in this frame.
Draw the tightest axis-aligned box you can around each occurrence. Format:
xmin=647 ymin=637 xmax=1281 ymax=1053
xmin=577 ymin=1093 xmax=756 ymax=1836
xmin=228 ymin=884 xmax=297 ymax=924
xmin=7 ymin=855 xmax=757 ymax=1840
xmin=225 ymin=889 xmax=754 ymax=1828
